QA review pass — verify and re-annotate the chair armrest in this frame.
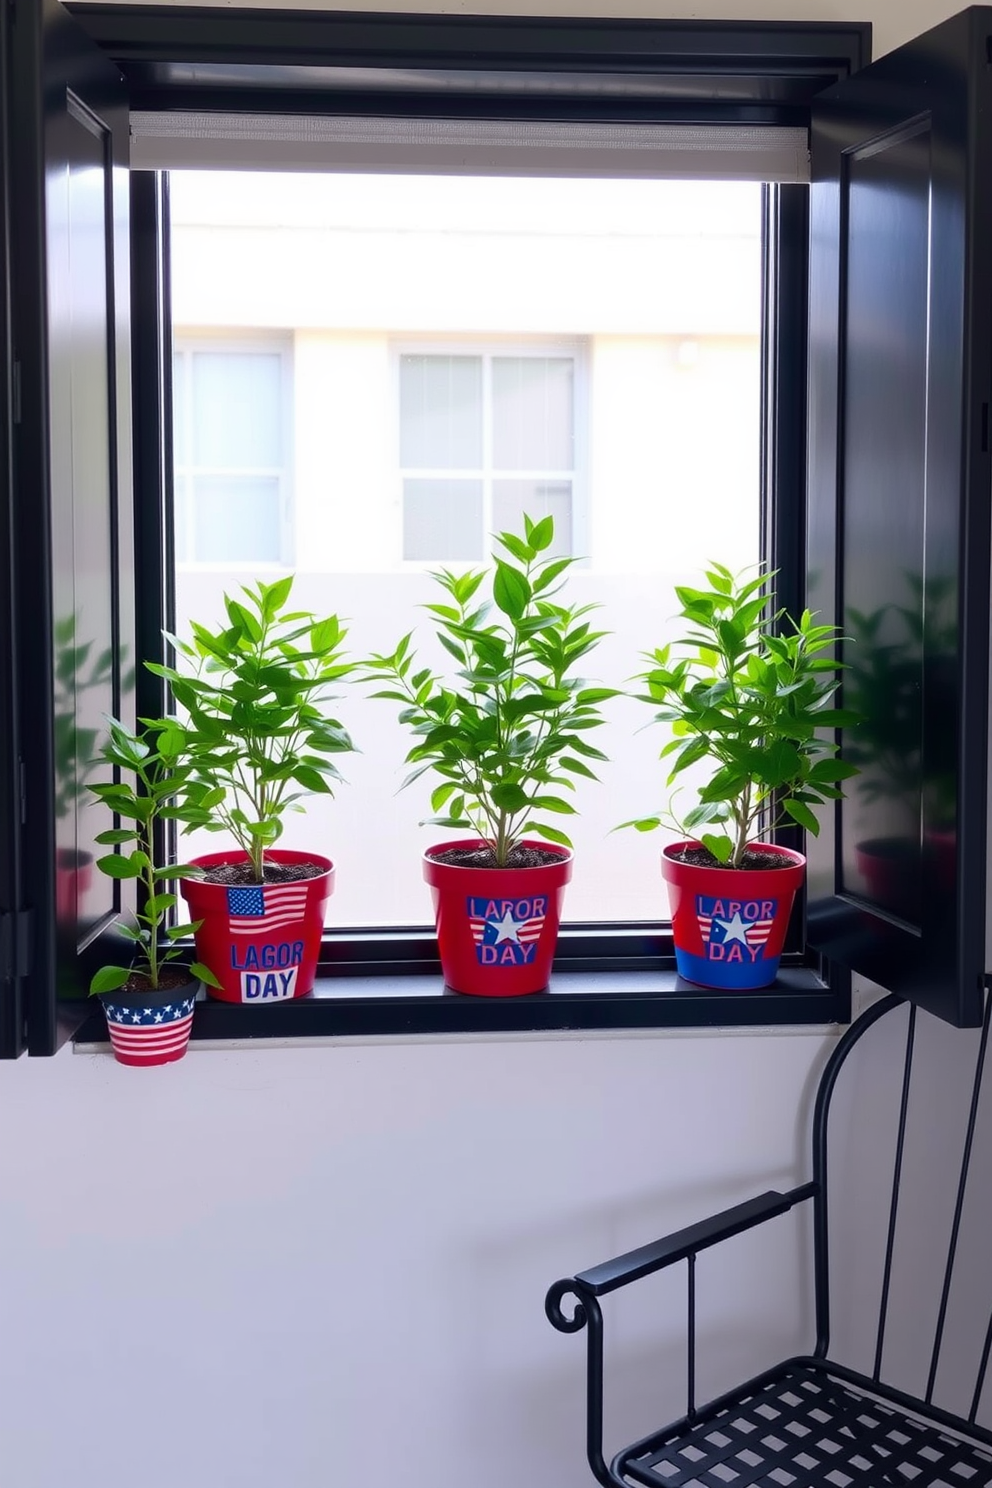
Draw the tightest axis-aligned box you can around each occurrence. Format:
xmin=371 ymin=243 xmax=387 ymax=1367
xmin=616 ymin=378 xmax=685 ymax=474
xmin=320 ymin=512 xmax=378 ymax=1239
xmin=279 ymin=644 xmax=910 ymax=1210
xmin=573 ymin=1182 xmax=817 ymax=1298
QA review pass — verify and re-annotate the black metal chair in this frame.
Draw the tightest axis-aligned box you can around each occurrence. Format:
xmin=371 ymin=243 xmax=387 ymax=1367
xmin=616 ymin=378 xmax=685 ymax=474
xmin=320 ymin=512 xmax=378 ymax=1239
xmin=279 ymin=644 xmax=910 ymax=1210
xmin=546 ymin=992 xmax=992 ymax=1488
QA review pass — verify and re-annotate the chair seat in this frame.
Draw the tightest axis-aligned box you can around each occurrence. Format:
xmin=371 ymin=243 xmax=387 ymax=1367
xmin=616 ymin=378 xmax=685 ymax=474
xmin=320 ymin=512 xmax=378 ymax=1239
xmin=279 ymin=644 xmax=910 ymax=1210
xmin=615 ymin=1358 xmax=992 ymax=1488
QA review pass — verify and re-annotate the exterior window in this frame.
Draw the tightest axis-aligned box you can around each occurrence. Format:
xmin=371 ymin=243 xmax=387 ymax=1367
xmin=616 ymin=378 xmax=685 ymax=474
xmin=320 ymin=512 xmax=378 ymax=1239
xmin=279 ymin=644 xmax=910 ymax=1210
xmin=169 ymin=171 xmax=761 ymax=929
xmin=172 ymin=342 xmax=290 ymax=565
xmin=399 ymin=350 xmax=577 ymax=560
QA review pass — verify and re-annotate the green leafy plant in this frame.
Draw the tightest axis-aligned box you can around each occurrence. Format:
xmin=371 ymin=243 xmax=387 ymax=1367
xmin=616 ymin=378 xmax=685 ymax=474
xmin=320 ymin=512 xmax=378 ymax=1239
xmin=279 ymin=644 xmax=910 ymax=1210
xmin=845 ymin=575 xmax=955 ymax=827
xmin=88 ymin=717 xmax=220 ymax=995
xmin=149 ymin=576 xmax=356 ymax=883
xmin=363 ymin=514 xmax=616 ymax=866
xmin=625 ymin=563 xmax=858 ymax=869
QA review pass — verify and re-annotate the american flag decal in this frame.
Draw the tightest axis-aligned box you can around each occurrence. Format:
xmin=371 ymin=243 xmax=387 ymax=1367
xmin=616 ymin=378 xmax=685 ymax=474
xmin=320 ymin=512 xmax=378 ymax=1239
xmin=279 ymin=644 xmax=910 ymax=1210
xmin=226 ymin=883 xmax=310 ymax=936
xmin=102 ymin=996 xmax=196 ymax=1065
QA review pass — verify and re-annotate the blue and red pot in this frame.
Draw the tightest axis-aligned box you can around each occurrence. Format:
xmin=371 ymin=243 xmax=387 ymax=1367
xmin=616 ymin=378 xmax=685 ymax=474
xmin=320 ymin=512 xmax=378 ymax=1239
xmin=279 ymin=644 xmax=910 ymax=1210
xmin=99 ymin=976 xmax=199 ymax=1067
xmin=181 ymin=849 xmax=334 ymax=1004
xmin=662 ymin=841 xmax=805 ymax=990
xmin=423 ymin=839 xmax=573 ymax=996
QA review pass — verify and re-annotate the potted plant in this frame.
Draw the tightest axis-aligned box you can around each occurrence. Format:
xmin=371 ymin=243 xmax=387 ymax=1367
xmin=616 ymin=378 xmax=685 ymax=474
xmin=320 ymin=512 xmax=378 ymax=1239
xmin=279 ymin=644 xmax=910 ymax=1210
xmin=150 ymin=576 xmax=356 ymax=1004
xmin=52 ymin=614 xmax=120 ymax=925
xmin=624 ymin=563 xmax=857 ymax=989
xmin=88 ymin=716 xmax=220 ymax=1066
xmin=363 ymin=514 xmax=615 ymax=996
xmin=844 ymin=576 xmax=956 ymax=919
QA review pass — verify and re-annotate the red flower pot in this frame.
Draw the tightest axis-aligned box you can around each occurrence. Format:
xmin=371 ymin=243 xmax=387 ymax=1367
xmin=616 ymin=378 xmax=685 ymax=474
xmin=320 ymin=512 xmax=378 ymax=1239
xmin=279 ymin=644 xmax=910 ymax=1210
xmin=662 ymin=841 xmax=805 ymax=990
xmin=423 ymin=839 xmax=573 ymax=996
xmin=56 ymin=847 xmax=92 ymax=925
xmin=99 ymin=978 xmax=198 ymax=1067
xmin=180 ymin=849 xmax=334 ymax=1004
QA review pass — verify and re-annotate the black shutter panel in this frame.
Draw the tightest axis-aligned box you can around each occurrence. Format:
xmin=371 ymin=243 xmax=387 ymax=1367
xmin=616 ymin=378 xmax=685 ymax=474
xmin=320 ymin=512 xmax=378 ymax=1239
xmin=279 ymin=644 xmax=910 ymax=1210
xmin=806 ymin=6 xmax=992 ymax=1027
xmin=8 ymin=0 xmax=134 ymax=1055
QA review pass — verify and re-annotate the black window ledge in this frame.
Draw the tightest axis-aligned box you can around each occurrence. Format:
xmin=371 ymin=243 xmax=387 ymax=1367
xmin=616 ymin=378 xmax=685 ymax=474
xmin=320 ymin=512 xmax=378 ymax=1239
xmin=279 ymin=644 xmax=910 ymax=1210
xmin=72 ymin=963 xmax=848 ymax=1045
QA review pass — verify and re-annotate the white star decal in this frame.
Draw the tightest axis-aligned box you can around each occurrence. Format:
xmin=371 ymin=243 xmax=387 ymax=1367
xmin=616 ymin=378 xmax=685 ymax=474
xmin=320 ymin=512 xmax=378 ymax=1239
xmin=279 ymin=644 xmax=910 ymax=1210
xmin=154 ymin=1012 xmax=164 ymax=1023
xmin=130 ymin=1012 xmax=142 ymax=1023
xmin=715 ymin=911 xmax=751 ymax=946
xmin=491 ymin=909 xmax=522 ymax=943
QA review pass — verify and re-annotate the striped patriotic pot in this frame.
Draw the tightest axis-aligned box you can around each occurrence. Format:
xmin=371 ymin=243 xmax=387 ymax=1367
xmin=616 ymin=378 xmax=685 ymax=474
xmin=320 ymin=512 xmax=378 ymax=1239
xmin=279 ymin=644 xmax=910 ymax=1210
xmin=181 ymin=849 xmax=335 ymax=1004
xmin=99 ymin=981 xmax=198 ymax=1067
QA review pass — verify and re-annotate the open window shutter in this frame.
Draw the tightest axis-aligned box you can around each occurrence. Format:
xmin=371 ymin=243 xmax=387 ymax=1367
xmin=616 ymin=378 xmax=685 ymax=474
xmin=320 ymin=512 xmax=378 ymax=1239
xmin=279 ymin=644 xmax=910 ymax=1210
xmin=0 ymin=0 xmax=24 ymax=1057
xmin=806 ymin=7 xmax=992 ymax=1028
xmin=8 ymin=0 xmax=135 ymax=1055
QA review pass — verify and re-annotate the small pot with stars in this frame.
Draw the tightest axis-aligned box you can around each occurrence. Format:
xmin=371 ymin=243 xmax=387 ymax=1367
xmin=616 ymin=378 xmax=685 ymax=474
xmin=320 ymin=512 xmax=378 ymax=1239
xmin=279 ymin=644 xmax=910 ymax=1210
xmin=98 ymin=970 xmax=200 ymax=1067
xmin=422 ymin=838 xmax=573 ymax=997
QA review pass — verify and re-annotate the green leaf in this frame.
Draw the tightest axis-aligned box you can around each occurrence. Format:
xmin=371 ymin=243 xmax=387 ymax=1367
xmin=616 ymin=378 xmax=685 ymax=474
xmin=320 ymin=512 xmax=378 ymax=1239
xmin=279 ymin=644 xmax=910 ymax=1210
xmin=783 ymin=797 xmax=820 ymax=834
xmin=529 ymin=795 xmax=576 ymax=814
xmin=96 ymin=853 xmax=141 ymax=879
xmin=145 ymin=893 xmax=177 ymax=918
xmin=701 ymin=834 xmax=733 ymax=864
xmin=755 ymin=739 xmax=803 ymax=788
xmin=492 ymin=562 xmax=530 ymax=620
xmin=261 ymin=574 xmax=294 ymax=618
xmin=165 ymin=922 xmax=200 ymax=940
xmin=191 ymin=961 xmax=223 ymax=989
xmin=529 ymin=515 xmax=554 ymax=551
xmin=293 ymin=764 xmax=334 ymax=795
xmin=528 ymin=822 xmax=573 ymax=847
xmin=311 ymin=616 xmax=344 ymax=654
xmin=225 ymin=596 xmax=262 ymax=641
xmin=93 ymin=828 xmax=137 ymax=846
xmin=491 ymin=781 xmax=529 ymax=812
xmin=90 ymin=965 xmax=132 ymax=995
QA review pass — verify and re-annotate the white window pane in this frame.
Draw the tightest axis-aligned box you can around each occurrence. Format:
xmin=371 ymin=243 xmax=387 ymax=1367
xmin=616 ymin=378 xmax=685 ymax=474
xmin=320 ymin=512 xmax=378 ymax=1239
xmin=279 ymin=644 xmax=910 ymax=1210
xmin=493 ymin=480 xmax=573 ymax=556
xmin=174 ymin=475 xmax=189 ymax=564
xmin=492 ymin=357 xmax=573 ymax=471
xmin=192 ymin=352 xmax=282 ymax=467
xmin=403 ymin=478 xmax=483 ymax=560
xmin=193 ymin=476 xmax=281 ymax=561
xmin=172 ymin=352 xmax=187 ymax=461
xmin=400 ymin=355 xmax=482 ymax=469
xmin=170 ymin=171 xmax=763 ymax=928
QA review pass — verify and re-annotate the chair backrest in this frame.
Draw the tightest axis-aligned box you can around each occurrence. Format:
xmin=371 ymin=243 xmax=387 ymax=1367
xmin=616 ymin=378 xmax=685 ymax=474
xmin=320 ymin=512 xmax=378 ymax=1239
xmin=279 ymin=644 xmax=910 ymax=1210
xmin=817 ymin=990 xmax=992 ymax=1428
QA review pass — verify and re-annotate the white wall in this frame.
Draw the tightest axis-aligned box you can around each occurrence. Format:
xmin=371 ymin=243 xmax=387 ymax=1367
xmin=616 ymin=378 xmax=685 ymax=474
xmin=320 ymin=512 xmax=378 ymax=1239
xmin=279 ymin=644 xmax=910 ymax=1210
xmin=0 ymin=1027 xmax=831 ymax=1488
xmin=2 ymin=5 xmax=960 ymax=1488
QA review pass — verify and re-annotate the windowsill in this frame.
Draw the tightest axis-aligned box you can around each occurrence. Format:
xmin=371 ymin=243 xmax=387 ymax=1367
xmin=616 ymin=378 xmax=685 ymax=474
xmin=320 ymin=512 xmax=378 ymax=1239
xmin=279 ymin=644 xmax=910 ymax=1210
xmin=71 ymin=965 xmax=848 ymax=1048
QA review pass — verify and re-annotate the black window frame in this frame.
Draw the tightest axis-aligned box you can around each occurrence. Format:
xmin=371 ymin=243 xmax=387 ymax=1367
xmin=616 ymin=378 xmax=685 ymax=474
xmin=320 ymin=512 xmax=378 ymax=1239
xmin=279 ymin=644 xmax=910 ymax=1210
xmin=66 ymin=6 xmax=871 ymax=1042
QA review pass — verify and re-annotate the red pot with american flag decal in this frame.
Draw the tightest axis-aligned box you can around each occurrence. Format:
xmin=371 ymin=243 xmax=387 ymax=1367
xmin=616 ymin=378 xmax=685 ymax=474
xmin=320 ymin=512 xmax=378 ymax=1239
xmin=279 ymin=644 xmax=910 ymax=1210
xmin=662 ymin=841 xmax=805 ymax=990
xmin=423 ymin=839 xmax=572 ymax=996
xmin=180 ymin=849 xmax=334 ymax=1004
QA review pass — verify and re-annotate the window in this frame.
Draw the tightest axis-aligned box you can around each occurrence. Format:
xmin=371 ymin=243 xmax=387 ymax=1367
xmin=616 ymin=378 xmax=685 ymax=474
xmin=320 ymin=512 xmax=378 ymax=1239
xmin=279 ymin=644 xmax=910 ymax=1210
xmin=172 ymin=340 xmax=291 ymax=566
xmin=6 ymin=9 xmax=880 ymax=1054
xmin=168 ymin=170 xmax=762 ymax=930
xmin=398 ymin=348 xmax=579 ymax=561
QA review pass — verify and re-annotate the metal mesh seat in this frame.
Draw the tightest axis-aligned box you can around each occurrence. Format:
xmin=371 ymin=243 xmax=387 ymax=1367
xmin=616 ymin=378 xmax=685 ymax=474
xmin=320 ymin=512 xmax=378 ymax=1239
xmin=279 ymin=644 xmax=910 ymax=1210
xmin=617 ymin=1359 xmax=992 ymax=1488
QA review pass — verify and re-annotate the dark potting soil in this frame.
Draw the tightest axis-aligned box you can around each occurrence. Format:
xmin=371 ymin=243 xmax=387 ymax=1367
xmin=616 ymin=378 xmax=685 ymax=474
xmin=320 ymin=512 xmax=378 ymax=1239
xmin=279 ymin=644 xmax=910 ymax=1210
xmin=119 ymin=967 xmax=196 ymax=995
xmin=428 ymin=844 xmax=563 ymax=870
xmin=674 ymin=845 xmax=794 ymax=872
xmin=199 ymin=860 xmax=327 ymax=886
